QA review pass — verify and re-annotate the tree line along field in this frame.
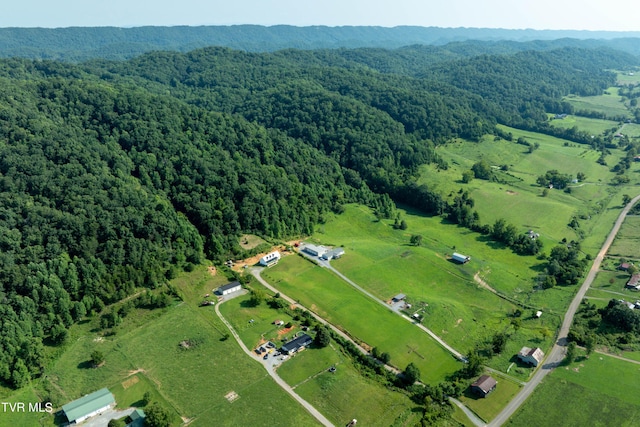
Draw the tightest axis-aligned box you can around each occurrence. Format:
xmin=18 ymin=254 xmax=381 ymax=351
xmin=7 ymin=267 xmax=321 ymax=427
xmin=563 ymin=88 xmax=634 ymax=119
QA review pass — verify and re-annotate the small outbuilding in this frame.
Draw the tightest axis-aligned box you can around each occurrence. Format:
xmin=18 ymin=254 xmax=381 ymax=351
xmin=451 ymin=252 xmax=471 ymax=264
xmin=471 ymin=375 xmax=497 ymax=398
xmin=619 ymin=262 xmax=632 ymax=271
xmin=302 ymin=244 xmax=327 ymax=257
xmin=626 ymin=274 xmax=640 ymax=291
xmin=259 ymin=251 xmax=281 ymax=267
xmin=125 ymin=408 xmax=146 ymax=427
xmin=62 ymin=388 xmax=115 ymax=424
xmin=216 ymin=281 xmax=242 ymax=296
xmin=321 ymin=247 xmax=345 ymax=261
xmin=281 ymin=333 xmax=313 ymax=354
xmin=392 ymin=294 xmax=406 ymax=302
xmin=517 ymin=346 xmax=545 ymax=367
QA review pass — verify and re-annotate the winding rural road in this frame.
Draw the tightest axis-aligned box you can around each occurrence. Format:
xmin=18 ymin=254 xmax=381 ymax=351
xmin=214 ymin=290 xmax=335 ymax=427
xmin=488 ymin=193 xmax=640 ymax=426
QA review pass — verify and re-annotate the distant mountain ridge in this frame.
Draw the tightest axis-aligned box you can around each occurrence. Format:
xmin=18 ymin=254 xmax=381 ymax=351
xmin=2 ymin=25 xmax=640 ymax=61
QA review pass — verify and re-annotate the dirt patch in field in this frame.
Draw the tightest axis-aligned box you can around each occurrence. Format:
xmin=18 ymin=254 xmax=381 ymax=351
xmin=122 ymin=376 xmax=139 ymax=390
xmin=231 ymin=244 xmax=292 ymax=271
xmin=278 ymin=326 xmax=295 ymax=336
xmin=207 ymin=266 xmax=216 ymax=276
xmin=454 ymin=319 xmax=463 ymax=327
xmin=506 ymin=190 xmax=518 ymax=195
xmin=225 ymin=391 xmax=239 ymax=402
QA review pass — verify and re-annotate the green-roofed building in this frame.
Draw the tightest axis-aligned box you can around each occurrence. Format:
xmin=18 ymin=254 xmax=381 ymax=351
xmin=62 ymin=388 xmax=115 ymax=424
xmin=126 ymin=408 xmax=146 ymax=427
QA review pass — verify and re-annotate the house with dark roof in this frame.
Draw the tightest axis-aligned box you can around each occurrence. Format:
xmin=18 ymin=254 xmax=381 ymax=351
xmin=62 ymin=388 xmax=115 ymax=424
xmin=216 ymin=281 xmax=242 ymax=296
xmin=471 ymin=375 xmax=497 ymax=398
xmin=281 ymin=333 xmax=313 ymax=354
xmin=517 ymin=346 xmax=545 ymax=367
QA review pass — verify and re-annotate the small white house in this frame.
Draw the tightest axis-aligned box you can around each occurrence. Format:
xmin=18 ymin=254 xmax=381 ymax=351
xmin=217 ymin=281 xmax=242 ymax=296
xmin=259 ymin=251 xmax=281 ymax=267
xmin=517 ymin=346 xmax=545 ymax=367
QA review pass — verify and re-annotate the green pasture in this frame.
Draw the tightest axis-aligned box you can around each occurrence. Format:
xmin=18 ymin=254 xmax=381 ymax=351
xmin=589 ymin=269 xmax=631 ymax=291
xmin=548 ymin=115 xmax=618 ymax=136
xmin=219 ymin=293 xmax=298 ymax=350
xmin=0 ymin=386 xmax=52 ymax=427
xmin=609 ymin=216 xmax=640 ymax=258
xmin=616 ymin=71 xmax=640 ymax=85
xmin=262 ymin=254 xmax=461 ymax=384
xmin=459 ymin=372 xmax=522 ymax=423
xmin=277 ymin=343 xmax=420 ymax=426
xmin=32 ymin=267 xmax=319 ymax=427
xmin=508 ymin=352 xmax=640 ymax=426
xmin=621 ymin=123 xmax=640 ymax=138
xmin=563 ymin=88 xmax=633 ymax=118
xmin=507 ymin=375 xmax=640 ymax=427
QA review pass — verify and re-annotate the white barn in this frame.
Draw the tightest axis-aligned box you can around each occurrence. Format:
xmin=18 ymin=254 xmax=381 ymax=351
xmin=217 ymin=281 xmax=242 ymax=296
xmin=303 ymin=244 xmax=327 ymax=257
xmin=259 ymin=251 xmax=281 ymax=267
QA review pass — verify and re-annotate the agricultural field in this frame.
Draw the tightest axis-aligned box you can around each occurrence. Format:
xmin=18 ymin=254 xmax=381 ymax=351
xmin=275 ymin=342 xmax=421 ymax=426
xmin=507 ymin=353 xmax=640 ymax=426
xmin=608 ymin=216 xmax=640 ymax=258
xmin=312 ymin=204 xmax=561 ymax=344
xmin=548 ymin=115 xmax=619 ymax=136
xmin=262 ymin=254 xmax=462 ymax=384
xmin=20 ymin=267 xmax=320 ymax=427
xmin=563 ymin=88 xmax=633 ymax=119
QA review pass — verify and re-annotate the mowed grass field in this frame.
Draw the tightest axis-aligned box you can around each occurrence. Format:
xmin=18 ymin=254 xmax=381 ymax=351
xmin=609 ymin=216 xmax=640 ymax=258
xmin=507 ymin=353 xmax=640 ymax=426
xmin=262 ymin=254 xmax=461 ymax=384
xmin=28 ymin=267 xmax=320 ymax=427
xmin=309 ymin=204 xmax=561 ymax=359
xmin=548 ymin=115 xmax=618 ymax=135
xmin=275 ymin=342 xmax=421 ymax=426
xmin=563 ymin=88 xmax=633 ymax=119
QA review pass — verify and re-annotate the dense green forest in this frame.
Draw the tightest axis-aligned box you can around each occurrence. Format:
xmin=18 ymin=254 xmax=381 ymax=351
xmin=0 ymin=42 xmax=638 ymax=388
xmin=2 ymin=26 xmax=640 ymax=60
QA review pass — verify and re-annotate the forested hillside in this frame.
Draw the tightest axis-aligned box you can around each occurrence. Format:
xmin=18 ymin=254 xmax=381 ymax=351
xmin=2 ymin=25 xmax=640 ymax=60
xmin=0 ymin=43 xmax=637 ymax=388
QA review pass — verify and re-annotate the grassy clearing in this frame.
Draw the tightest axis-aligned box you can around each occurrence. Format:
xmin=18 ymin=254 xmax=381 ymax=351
xmin=563 ymin=88 xmax=633 ymax=118
xmin=239 ymin=234 xmax=268 ymax=250
xmin=548 ymin=115 xmax=618 ymax=136
xmin=508 ymin=352 xmax=640 ymax=426
xmin=459 ymin=372 xmax=522 ymax=423
xmin=276 ymin=342 xmax=420 ymax=426
xmin=262 ymin=254 xmax=461 ymax=384
xmin=0 ymin=386 xmax=52 ymax=427
xmin=312 ymin=204 xmax=562 ymax=356
xmin=34 ymin=267 xmax=319 ymax=427
xmin=507 ymin=375 xmax=640 ymax=427
xmin=609 ymin=216 xmax=640 ymax=258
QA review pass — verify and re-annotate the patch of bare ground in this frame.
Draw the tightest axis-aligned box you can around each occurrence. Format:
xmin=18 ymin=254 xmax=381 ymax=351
xmin=474 ymin=271 xmax=498 ymax=294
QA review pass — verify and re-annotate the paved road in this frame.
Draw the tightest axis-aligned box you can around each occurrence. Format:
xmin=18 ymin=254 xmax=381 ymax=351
xmin=488 ymin=193 xmax=640 ymax=427
xmin=306 ymin=253 xmax=465 ymax=360
xmin=214 ymin=290 xmax=334 ymax=427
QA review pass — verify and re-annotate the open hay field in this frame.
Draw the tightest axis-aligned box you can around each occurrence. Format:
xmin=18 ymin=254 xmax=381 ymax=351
xmin=548 ymin=115 xmax=618 ymax=136
xmin=508 ymin=352 xmax=640 ymax=426
xmin=563 ymin=88 xmax=633 ymax=119
xmin=609 ymin=216 xmax=640 ymax=258
xmin=262 ymin=254 xmax=461 ymax=384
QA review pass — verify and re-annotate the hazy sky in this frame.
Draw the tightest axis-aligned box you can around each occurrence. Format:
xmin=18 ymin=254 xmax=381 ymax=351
xmin=2 ymin=0 xmax=639 ymax=31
